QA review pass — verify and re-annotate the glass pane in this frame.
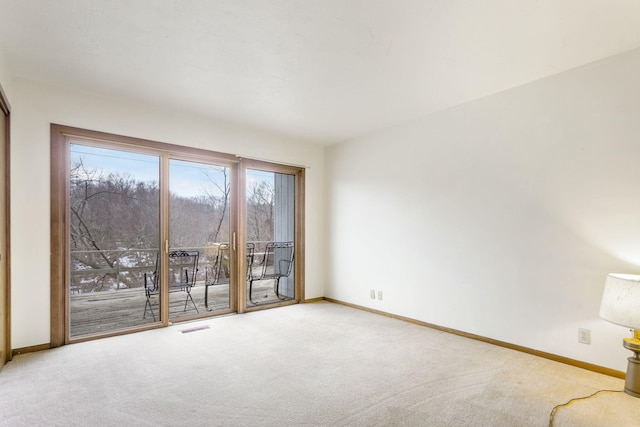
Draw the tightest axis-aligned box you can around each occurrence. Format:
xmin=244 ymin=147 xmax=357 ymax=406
xmin=69 ymin=144 xmax=160 ymax=337
xmin=246 ymin=169 xmax=295 ymax=306
xmin=170 ymin=159 xmax=231 ymax=317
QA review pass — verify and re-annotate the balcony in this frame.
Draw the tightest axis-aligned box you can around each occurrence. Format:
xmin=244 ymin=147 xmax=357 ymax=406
xmin=69 ymin=246 xmax=291 ymax=338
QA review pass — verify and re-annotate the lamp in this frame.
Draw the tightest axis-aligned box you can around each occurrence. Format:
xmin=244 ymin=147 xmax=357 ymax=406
xmin=599 ymin=273 xmax=640 ymax=397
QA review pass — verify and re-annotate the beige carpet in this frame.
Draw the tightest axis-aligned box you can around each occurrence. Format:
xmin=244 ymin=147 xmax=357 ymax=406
xmin=0 ymin=301 xmax=638 ymax=426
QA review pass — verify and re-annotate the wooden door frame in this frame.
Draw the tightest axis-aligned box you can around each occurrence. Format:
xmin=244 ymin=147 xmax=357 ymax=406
xmin=0 ymin=82 xmax=11 ymax=363
xmin=50 ymin=124 xmax=306 ymax=346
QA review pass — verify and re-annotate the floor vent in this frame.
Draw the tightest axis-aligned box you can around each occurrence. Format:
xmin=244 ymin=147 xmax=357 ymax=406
xmin=180 ymin=325 xmax=210 ymax=334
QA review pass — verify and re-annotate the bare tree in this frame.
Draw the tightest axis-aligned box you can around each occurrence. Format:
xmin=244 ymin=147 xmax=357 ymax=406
xmin=202 ymin=167 xmax=230 ymax=243
xmin=246 ymin=180 xmax=274 ymax=243
xmin=70 ymin=157 xmax=159 ymax=291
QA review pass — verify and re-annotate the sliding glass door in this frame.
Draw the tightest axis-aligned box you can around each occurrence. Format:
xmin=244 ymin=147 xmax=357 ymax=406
xmin=69 ymin=144 xmax=161 ymax=338
xmin=245 ymin=165 xmax=300 ymax=308
xmin=51 ymin=125 xmax=304 ymax=345
xmin=67 ymin=144 xmax=238 ymax=337
xmin=169 ymin=159 xmax=232 ymax=317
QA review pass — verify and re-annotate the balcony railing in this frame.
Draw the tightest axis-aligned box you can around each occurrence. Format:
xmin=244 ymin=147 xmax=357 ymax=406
xmin=68 ymin=244 xmax=292 ymax=337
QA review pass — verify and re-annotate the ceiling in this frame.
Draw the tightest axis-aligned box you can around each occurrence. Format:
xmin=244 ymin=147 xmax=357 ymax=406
xmin=1 ymin=0 xmax=640 ymax=145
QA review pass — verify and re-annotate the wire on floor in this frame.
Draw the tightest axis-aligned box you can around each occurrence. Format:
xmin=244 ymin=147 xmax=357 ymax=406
xmin=548 ymin=389 xmax=623 ymax=427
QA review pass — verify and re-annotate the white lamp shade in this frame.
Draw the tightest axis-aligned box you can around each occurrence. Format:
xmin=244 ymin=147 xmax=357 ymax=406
xmin=600 ymin=274 xmax=640 ymax=329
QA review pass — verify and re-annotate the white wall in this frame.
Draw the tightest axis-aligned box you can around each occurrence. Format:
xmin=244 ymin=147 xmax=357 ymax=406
xmin=0 ymin=49 xmax=11 ymax=102
xmin=326 ymin=47 xmax=640 ymax=372
xmin=10 ymin=78 xmax=324 ymax=348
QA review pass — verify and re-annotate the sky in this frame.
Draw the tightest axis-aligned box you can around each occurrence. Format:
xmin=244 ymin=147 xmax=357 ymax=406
xmin=70 ymin=143 xmax=279 ymax=200
xmin=71 ymin=144 xmax=231 ymax=198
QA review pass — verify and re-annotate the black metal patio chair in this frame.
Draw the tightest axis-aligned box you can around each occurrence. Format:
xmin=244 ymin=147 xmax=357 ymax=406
xmin=143 ymin=250 xmax=200 ymax=320
xmin=248 ymin=241 xmax=294 ymax=303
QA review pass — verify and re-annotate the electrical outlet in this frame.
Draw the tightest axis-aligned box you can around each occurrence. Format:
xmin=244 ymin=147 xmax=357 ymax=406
xmin=377 ymin=290 xmax=383 ymax=300
xmin=578 ymin=328 xmax=591 ymax=345
xmin=370 ymin=290 xmax=376 ymax=299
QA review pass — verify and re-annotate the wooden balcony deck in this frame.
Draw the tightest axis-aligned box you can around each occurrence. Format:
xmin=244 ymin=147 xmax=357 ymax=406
xmin=69 ymin=280 xmax=288 ymax=338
